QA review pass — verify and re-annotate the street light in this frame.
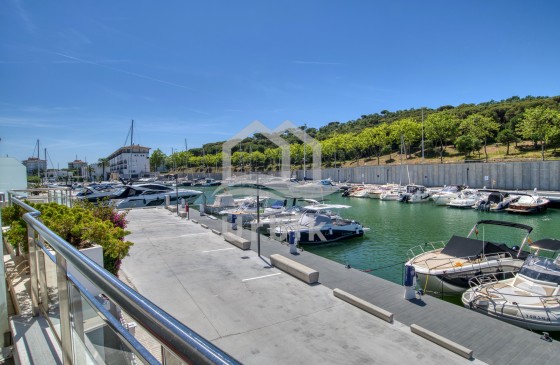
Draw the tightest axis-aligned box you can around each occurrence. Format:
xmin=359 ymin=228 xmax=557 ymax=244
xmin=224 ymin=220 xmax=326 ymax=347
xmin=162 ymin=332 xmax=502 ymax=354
xmin=421 ymin=107 xmax=425 ymax=162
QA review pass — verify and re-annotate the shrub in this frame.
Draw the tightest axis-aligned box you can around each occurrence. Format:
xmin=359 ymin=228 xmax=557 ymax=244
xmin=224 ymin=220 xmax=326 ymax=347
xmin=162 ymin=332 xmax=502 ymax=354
xmin=2 ymin=201 xmax=133 ymax=276
xmin=2 ymin=205 xmax=28 ymax=254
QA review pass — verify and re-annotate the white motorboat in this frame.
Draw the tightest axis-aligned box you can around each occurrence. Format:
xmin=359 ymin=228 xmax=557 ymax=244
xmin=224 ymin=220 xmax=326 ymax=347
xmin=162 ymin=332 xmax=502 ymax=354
xmin=462 ymin=239 xmax=560 ymax=331
xmin=431 ymin=185 xmax=467 ymax=206
xmin=406 ymin=220 xmax=533 ymax=296
xmin=506 ymin=193 xmax=550 ymax=214
xmin=349 ymin=187 xmax=371 ymax=198
xmin=289 ymin=178 xmax=340 ymax=198
xmin=115 ymin=188 xmax=202 ymax=209
xmin=220 ymin=197 xmax=276 ymax=224
xmin=204 ymin=193 xmax=237 ymax=214
xmin=399 ymin=184 xmax=432 ymax=203
xmin=379 ymin=190 xmax=401 ymax=201
xmin=367 ymin=184 xmax=400 ymax=199
xmin=474 ymin=190 xmax=519 ymax=212
xmin=248 ymin=197 xmax=319 ymax=232
xmin=447 ymin=189 xmax=486 ymax=208
xmin=194 ymin=178 xmax=221 ymax=187
xmin=273 ymin=206 xmax=367 ymax=245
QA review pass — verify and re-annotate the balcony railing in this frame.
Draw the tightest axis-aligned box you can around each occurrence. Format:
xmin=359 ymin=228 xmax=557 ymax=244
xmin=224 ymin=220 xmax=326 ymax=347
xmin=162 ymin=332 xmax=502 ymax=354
xmin=6 ymin=191 xmax=240 ymax=365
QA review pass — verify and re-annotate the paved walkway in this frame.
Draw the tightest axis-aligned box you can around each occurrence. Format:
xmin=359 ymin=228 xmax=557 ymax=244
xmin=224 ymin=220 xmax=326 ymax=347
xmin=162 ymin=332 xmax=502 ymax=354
xmin=122 ymin=207 xmax=486 ymax=365
xmin=190 ymin=208 xmax=560 ymax=364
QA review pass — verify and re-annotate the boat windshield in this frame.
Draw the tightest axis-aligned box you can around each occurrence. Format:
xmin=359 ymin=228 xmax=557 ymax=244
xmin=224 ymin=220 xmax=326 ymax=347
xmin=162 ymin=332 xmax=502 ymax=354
xmin=518 ymin=255 xmax=560 ymax=285
xmin=440 ymin=185 xmax=459 ymax=193
xmin=113 ymin=187 xmax=127 ymax=196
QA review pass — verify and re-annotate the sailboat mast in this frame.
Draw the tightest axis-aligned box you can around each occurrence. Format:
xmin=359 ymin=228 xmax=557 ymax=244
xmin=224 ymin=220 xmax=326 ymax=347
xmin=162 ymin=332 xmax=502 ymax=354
xmin=129 ymin=120 xmax=134 ymax=179
xmin=185 ymin=138 xmax=188 ymax=171
xmin=37 ymin=139 xmax=40 ymax=178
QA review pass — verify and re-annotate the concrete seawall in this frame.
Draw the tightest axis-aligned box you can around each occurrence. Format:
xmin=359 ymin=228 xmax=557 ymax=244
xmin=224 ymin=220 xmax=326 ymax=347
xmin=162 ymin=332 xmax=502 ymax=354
xmin=295 ymin=160 xmax=560 ymax=191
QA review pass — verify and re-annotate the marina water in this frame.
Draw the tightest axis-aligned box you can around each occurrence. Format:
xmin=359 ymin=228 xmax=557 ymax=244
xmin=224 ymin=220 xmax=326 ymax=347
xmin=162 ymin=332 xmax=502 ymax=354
xmin=198 ymin=188 xmax=559 ymax=287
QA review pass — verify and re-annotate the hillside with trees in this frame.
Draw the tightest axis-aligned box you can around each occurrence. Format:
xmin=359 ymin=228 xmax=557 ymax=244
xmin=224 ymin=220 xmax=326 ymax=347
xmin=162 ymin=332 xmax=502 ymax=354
xmin=149 ymin=95 xmax=560 ymax=173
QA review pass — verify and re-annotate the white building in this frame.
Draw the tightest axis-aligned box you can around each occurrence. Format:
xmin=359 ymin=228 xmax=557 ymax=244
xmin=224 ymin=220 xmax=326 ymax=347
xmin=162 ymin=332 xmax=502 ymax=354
xmin=107 ymin=145 xmax=150 ymax=179
xmin=0 ymin=158 xmax=27 ymax=193
xmin=87 ymin=162 xmax=107 ymax=181
xmin=22 ymin=157 xmax=47 ymax=175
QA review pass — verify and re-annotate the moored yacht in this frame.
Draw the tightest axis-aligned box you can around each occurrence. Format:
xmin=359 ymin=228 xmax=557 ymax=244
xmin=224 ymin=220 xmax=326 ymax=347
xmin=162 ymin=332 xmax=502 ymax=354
xmin=272 ymin=203 xmax=367 ymax=245
xmin=447 ymin=189 xmax=486 ymax=208
xmin=399 ymin=184 xmax=432 ymax=203
xmin=505 ymin=192 xmax=550 ymax=214
xmin=431 ymin=185 xmax=466 ymax=206
xmin=115 ymin=187 xmax=202 ymax=208
xmin=462 ymin=239 xmax=560 ymax=331
xmin=474 ymin=190 xmax=519 ymax=211
xmin=406 ymin=220 xmax=533 ymax=296
xmin=289 ymin=178 xmax=340 ymax=197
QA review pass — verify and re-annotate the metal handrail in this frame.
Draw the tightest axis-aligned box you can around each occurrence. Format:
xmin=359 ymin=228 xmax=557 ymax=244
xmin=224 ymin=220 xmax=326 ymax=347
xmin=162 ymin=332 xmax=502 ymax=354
xmin=8 ymin=193 xmax=240 ymax=365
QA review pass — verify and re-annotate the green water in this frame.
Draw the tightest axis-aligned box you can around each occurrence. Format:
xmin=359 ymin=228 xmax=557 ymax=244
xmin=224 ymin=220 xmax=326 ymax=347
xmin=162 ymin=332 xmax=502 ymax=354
xmin=197 ymin=187 xmax=560 ymax=337
xmin=306 ymin=194 xmax=560 ymax=285
xmin=198 ymin=188 xmax=560 ymax=286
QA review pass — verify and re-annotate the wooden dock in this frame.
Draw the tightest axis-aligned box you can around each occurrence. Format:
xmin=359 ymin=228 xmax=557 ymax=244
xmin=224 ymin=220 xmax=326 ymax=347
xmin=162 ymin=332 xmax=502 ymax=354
xmin=188 ymin=208 xmax=560 ymax=364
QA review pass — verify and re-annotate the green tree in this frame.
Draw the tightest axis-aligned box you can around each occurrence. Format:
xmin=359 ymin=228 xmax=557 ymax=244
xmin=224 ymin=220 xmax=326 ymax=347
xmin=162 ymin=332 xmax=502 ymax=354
xmin=264 ymin=147 xmax=281 ymax=170
xmin=290 ymin=144 xmax=303 ymax=168
xmin=459 ymin=113 xmax=499 ymax=161
xmin=496 ymin=128 xmax=517 ymax=155
xmin=97 ymin=157 xmax=109 ymax=180
xmin=390 ymin=118 xmax=421 ymax=158
xmin=150 ymin=149 xmax=166 ymax=171
xmin=455 ymin=135 xmax=482 ymax=158
xmin=250 ymin=150 xmax=266 ymax=170
xmin=357 ymin=123 xmax=392 ymax=165
xmin=517 ymin=106 xmax=560 ymax=160
xmin=231 ymin=151 xmax=248 ymax=170
xmin=328 ymin=134 xmax=347 ymax=167
xmin=424 ymin=112 xmax=460 ymax=163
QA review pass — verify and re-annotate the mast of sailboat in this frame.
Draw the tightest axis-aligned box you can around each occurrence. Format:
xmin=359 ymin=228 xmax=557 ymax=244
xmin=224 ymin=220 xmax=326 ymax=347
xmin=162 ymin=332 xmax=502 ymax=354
xmin=185 ymin=138 xmax=188 ymax=171
xmin=127 ymin=120 xmax=134 ymax=180
xmin=36 ymin=139 xmax=40 ymax=179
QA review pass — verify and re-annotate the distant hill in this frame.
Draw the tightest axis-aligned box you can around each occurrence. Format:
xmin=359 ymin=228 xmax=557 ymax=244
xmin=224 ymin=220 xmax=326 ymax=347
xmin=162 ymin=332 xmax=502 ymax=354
xmin=197 ymin=95 xmax=560 ymax=153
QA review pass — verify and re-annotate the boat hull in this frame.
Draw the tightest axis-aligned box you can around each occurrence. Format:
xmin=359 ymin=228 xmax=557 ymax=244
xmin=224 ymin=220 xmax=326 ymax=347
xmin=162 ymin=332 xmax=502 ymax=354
xmin=462 ymin=293 xmax=560 ymax=331
xmin=274 ymin=226 xmax=364 ymax=245
xmin=416 ymin=263 xmax=521 ymax=296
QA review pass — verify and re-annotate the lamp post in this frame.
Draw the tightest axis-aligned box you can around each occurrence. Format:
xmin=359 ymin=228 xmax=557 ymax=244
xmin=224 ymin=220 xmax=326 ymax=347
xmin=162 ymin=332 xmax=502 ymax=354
xmin=256 ymin=171 xmax=261 ymax=257
xmin=421 ymin=107 xmax=425 ymax=162
xmin=175 ymin=174 xmax=179 ymax=216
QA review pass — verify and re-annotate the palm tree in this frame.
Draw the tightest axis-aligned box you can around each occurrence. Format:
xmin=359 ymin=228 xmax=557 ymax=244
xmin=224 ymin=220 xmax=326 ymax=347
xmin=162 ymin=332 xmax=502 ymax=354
xmin=98 ymin=158 xmax=109 ymax=181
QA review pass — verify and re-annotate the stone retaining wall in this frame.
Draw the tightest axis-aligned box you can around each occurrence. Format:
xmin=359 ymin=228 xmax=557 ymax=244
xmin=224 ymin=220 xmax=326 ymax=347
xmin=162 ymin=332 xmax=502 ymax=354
xmin=294 ymin=160 xmax=560 ymax=190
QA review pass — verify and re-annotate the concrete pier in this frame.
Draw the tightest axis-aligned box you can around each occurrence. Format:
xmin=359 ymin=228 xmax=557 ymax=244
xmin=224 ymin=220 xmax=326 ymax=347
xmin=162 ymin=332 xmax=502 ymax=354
xmin=122 ymin=207 xmax=560 ymax=364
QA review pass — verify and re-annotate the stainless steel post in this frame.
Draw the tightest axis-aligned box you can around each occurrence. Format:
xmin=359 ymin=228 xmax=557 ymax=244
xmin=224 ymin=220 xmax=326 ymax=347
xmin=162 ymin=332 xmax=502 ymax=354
xmin=56 ymin=253 xmax=74 ymax=365
xmin=27 ymin=225 xmax=40 ymax=316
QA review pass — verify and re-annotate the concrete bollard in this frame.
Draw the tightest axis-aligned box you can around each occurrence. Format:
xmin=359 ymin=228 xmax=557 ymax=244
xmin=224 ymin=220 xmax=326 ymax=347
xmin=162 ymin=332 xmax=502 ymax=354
xmin=165 ymin=194 xmax=170 ymax=208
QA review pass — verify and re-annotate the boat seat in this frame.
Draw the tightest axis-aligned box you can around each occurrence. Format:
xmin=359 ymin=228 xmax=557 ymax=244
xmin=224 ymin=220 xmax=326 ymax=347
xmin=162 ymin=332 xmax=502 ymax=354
xmin=513 ymin=275 xmax=558 ymax=296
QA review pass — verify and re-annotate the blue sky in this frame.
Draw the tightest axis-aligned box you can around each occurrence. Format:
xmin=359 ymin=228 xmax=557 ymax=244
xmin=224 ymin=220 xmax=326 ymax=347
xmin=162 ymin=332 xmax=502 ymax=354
xmin=1 ymin=1 xmax=559 ymax=168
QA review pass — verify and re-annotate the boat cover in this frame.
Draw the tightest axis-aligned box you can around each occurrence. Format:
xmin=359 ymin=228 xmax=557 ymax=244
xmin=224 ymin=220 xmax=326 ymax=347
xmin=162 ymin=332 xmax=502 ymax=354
xmin=530 ymin=239 xmax=560 ymax=252
xmin=440 ymin=235 xmax=520 ymax=258
xmin=476 ymin=220 xmax=533 ymax=233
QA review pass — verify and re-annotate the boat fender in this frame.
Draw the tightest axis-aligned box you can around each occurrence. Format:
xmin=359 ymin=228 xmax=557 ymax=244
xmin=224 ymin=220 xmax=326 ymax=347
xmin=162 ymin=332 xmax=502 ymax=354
xmin=355 ymin=227 xmax=359 ymax=234
xmin=329 ymin=228 xmax=333 ymax=235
